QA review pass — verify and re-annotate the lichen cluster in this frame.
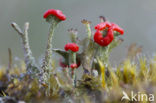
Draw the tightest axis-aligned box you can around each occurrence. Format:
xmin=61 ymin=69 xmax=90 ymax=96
xmin=0 ymin=9 xmax=156 ymax=103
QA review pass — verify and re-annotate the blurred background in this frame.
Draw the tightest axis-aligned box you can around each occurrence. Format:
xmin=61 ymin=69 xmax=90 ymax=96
xmin=0 ymin=0 xmax=156 ymax=65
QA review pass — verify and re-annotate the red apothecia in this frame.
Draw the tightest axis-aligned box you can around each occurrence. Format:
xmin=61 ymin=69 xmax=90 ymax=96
xmin=94 ymin=21 xmax=124 ymax=46
xmin=43 ymin=9 xmax=66 ymax=21
xmin=70 ymin=63 xmax=78 ymax=69
xmin=64 ymin=43 xmax=79 ymax=52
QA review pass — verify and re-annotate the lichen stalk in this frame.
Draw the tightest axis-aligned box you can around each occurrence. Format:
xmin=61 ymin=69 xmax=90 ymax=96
xmin=69 ymin=51 xmax=77 ymax=87
xmin=11 ymin=22 xmax=39 ymax=77
xmin=85 ymin=23 xmax=92 ymax=39
xmin=81 ymin=20 xmax=95 ymax=74
xmin=42 ymin=21 xmax=57 ymax=72
xmin=41 ymin=17 xmax=59 ymax=89
xmin=22 ymin=23 xmax=38 ymax=74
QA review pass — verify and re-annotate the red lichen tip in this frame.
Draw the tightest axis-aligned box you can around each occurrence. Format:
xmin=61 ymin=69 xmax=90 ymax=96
xmin=94 ymin=21 xmax=124 ymax=46
xmin=64 ymin=43 xmax=79 ymax=52
xmin=94 ymin=21 xmax=111 ymax=30
xmin=43 ymin=9 xmax=66 ymax=21
xmin=70 ymin=63 xmax=78 ymax=69
xmin=94 ymin=28 xmax=114 ymax=46
xmin=111 ymin=23 xmax=124 ymax=35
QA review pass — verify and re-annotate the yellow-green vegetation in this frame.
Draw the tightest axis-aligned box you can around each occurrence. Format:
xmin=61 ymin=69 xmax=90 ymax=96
xmin=0 ymin=54 xmax=156 ymax=103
